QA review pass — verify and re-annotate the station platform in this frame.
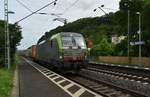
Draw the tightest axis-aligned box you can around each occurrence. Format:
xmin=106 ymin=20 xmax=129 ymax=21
xmin=19 ymin=57 xmax=102 ymax=97
xmin=19 ymin=58 xmax=71 ymax=97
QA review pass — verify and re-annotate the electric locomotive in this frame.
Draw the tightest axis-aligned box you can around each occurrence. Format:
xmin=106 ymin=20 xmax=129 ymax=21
xmin=35 ymin=32 xmax=88 ymax=73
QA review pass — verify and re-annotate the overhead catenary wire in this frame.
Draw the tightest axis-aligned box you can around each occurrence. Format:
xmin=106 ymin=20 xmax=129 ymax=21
xmin=62 ymin=0 xmax=80 ymax=15
xmin=12 ymin=0 xmax=70 ymax=49
xmin=15 ymin=0 xmax=64 ymax=23
xmin=15 ymin=0 xmax=57 ymax=23
xmin=15 ymin=0 xmax=57 ymax=49
xmin=50 ymin=0 xmax=63 ymax=12
xmin=47 ymin=0 xmax=80 ymax=25
xmin=15 ymin=0 xmax=58 ymax=15
xmin=15 ymin=0 xmax=33 ymax=13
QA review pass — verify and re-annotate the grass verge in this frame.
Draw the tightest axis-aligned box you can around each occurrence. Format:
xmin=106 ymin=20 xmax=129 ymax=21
xmin=0 ymin=54 xmax=19 ymax=97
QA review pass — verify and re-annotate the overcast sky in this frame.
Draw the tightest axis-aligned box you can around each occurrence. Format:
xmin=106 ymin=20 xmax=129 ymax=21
xmin=0 ymin=0 xmax=120 ymax=50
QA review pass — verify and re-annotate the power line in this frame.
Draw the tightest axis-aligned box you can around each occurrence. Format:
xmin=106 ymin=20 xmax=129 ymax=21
xmin=48 ymin=0 xmax=80 ymax=25
xmin=50 ymin=0 xmax=62 ymax=12
xmin=15 ymin=0 xmax=57 ymax=23
xmin=15 ymin=0 xmax=59 ymax=49
xmin=35 ymin=0 xmax=71 ymax=26
xmin=15 ymin=0 xmax=62 ymax=18
xmin=15 ymin=0 xmax=33 ymax=12
xmin=38 ymin=0 xmax=80 ymax=26
xmin=62 ymin=0 xmax=80 ymax=14
xmin=40 ymin=0 xmax=80 ymax=32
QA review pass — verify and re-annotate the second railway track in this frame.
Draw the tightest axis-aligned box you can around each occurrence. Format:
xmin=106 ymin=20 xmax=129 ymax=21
xmin=73 ymin=63 xmax=150 ymax=97
xmin=86 ymin=67 xmax=150 ymax=84
xmin=89 ymin=62 xmax=150 ymax=78
xmin=66 ymin=74 xmax=139 ymax=97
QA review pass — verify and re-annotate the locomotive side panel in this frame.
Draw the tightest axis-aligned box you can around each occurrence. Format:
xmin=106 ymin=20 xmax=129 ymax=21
xmin=50 ymin=38 xmax=60 ymax=61
xmin=35 ymin=39 xmax=60 ymax=67
xmin=36 ymin=41 xmax=50 ymax=62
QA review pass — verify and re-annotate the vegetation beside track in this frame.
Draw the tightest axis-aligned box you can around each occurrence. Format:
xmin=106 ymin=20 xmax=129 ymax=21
xmin=0 ymin=54 xmax=19 ymax=97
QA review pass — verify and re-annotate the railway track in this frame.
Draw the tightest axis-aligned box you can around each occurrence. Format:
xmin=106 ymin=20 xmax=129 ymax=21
xmin=89 ymin=62 xmax=150 ymax=78
xmin=74 ymin=63 xmax=150 ymax=97
xmin=87 ymin=67 xmax=150 ymax=84
xmin=66 ymin=75 xmax=137 ymax=97
xmin=62 ymin=64 xmax=149 ymax=97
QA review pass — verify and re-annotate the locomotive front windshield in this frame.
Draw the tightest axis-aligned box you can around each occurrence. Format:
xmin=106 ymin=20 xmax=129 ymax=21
xmin=62 ymin=36 xmax=86 ymax=48
xmin=73 ymin=36 xmax=85 ymax=47
xmin=62 ymin=37 xmax=73 ymax=46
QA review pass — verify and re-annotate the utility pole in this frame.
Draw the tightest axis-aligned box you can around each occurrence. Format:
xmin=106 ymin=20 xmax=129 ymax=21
xmin=124 ymin=0 xmax=131 ymax=64
xmin=4 ymin=0 xmax=10 ymax=69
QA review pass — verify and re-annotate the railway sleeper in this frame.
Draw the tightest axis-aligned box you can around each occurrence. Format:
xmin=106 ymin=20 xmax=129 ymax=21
xmin=106 ymin=91 xmax=123 ymax=97
xmin=90 ymin=85 xmax=104 ymax=89
xmin=98 ymin=89 xmax=115 ymax=93
xmin=94 ymin=87 xmax=108 ymax=91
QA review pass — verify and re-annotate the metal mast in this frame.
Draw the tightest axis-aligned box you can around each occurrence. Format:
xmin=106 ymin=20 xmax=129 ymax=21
xmin=127 ymin=10 xmax=130 ymax=63
xmin=4 ymin=0 xmax=10 ymax=69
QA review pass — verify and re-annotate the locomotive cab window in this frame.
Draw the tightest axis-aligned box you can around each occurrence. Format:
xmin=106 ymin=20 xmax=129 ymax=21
xmin=62 ymin=35 xmax=86 ymax=49
xmin=62 ymin=36 xmax=73 ymax=47
xmin=74 ymin=36 xmax=86 ymax=48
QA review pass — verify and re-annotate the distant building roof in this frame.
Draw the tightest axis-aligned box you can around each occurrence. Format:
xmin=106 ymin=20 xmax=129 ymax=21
xmin=111 ymin=35 xmax=126 ymax=44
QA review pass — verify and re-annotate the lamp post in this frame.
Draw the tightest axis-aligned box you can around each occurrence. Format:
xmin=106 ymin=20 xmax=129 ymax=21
xmin=124 ymin=0 xmax=131 ymax=64
xmin=127 ymin=10 xmax=130 ymax=63
xmin=136 ymin=12 xmax=142 ymax=65
xmin=93 ymin=5 xmax=107 ymax=15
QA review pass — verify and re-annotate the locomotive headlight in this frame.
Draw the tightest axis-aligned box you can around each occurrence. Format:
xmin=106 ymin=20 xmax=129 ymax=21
xmin=59 ymin=55 xmax=63 ymax=59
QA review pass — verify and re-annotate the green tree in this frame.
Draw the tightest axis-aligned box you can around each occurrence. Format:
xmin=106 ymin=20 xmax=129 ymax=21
xmin=142 ymin=0 xmax=150 ymax=56
xmin=91 ymin=38 xmax=114 ymax=56
xmin=0 ymin=20 xmax=22 ymax=67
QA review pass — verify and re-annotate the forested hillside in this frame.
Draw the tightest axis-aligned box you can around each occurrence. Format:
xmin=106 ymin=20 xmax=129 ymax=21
xmin=0 ymin=20 xmax=22 ymax=67
xmin=38 ymin=0 xmax=150 ymax=57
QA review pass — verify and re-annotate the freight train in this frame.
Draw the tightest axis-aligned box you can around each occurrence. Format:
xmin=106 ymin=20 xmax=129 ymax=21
xmin=24 ymin=32 xmax=89 ymax=73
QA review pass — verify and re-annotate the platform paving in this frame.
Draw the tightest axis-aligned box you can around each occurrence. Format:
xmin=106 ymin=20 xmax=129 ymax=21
xmin=19 ymin=58 xmax=71 ymax=97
